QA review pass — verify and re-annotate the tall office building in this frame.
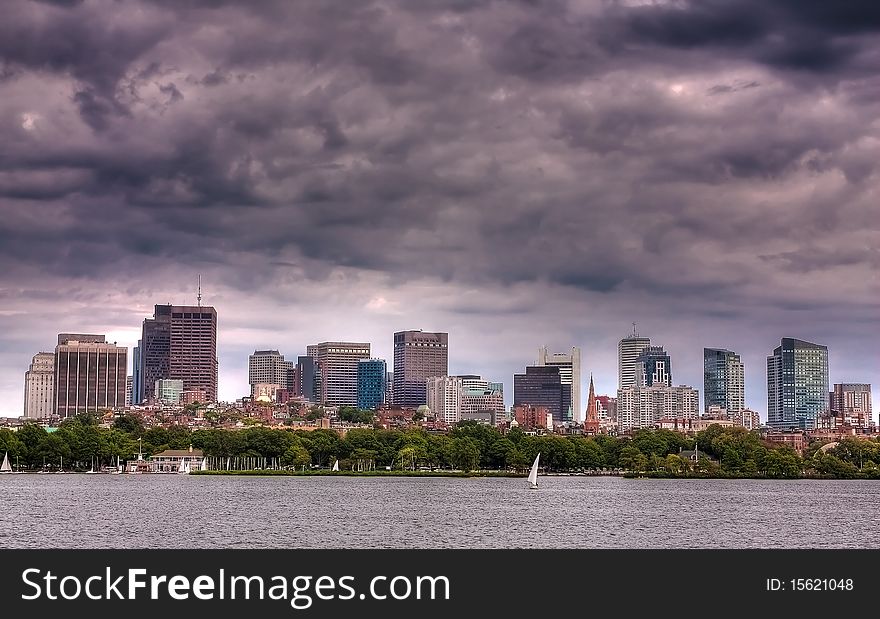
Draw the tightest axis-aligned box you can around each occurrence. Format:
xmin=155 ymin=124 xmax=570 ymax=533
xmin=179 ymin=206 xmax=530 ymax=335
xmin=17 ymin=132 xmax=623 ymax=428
xmin=634 ymin=346 xmax=672 ymax=388
xmin=703 ymin=348 xmax=745 ymax=416
xmin=23 ymin=352 xmax=55 ymax=418
xmin=830 ymin=383 xmax=872 ymax=427
xmin=54 ymin=335 xmax=127 ymax=417
xmin=616 ymin=384 xmax=699 ymax=433
xmin=618 ymin=327 xmax=651 ymax=389
xmin=385 ymin=371 xmax=394 ymax=406
xmin=125 ymin=375 xmax=133 ymax=407
xmin=131 ymin=340 xmax=142 ymax=405
xmin=295 ymin=355 xmax=318 ymax=402
xmin=140 ymin=304 xmax=218 ymax=403
xmin=248 ymin=350 xmax=295 ymax=396
xmin=426 ymin=375 xmax=463 ymax=425
xmin=514 ymin=365 xmax=564 ymax=422
xmin=357 ymin=358 xmax=387 ymax=410
xmin=767 ymin=338 xmax=829 ymax=430
xmin=307 ymin=342 xmax=371 ymax=407
xmin=536 ymin=346 xmax=581 ymax=422
xmin=457 ymin=375 xmax=505 ymax=416
xmin=392 ymin=330 xmax=448 ymax=408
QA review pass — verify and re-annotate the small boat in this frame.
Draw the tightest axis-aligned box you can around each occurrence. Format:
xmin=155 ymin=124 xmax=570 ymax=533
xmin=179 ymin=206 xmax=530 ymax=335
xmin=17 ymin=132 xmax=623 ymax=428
xmin=332 ymin=458 xmax=339 ymax=472
xmin=0 ymin=452 xmax=12 ymax=474
xmin=177 ymin=459 xmax=190 ymax=474
xmin=528 ymin=452 xmax=540 ymax=490
xmin=200 ymin=457 xmax=207 ymax=472
xmin=86 ymin=457 xmax=97 ymax=474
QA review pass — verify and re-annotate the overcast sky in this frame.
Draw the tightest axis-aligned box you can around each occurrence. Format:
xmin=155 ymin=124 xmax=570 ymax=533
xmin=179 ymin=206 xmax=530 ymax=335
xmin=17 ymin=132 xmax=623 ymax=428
xmin=1 ymin=0 xmax=878 ymax=419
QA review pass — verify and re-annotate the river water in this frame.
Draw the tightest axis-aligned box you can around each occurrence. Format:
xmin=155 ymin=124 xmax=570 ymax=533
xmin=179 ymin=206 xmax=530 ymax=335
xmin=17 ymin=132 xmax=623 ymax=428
xmin=2 ymin=475 xmax=876 ymax=548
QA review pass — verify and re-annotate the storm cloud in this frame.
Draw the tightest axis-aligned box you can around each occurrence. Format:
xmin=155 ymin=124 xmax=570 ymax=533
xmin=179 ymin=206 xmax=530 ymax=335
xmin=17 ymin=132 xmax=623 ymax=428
xmin=1 ymin=0 xmax=878 ymax=415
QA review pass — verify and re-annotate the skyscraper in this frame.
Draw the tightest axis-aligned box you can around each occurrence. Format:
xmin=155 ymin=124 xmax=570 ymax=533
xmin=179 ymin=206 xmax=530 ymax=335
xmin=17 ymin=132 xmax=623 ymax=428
xmin=767 ymin=338 xmax=829 ymax=430
xmin=54 ymin=335 xmax=127 ymax=417
xmin=618 ymin=327 xmax=651 ymax=389
xmin=23 ymin=352 xmax=55 ymax=418
xmin=703 ymin=348 xmax=745 ymax=416
xmin=295 ymin=355 xmax=318 ymax=402
xmin=307 ymin=342 xmax=371 ymax=406
xmin=634 ymin=346 xmax=672 ymax=387
xmin=357 ymin=358 xmax=387 ymax=410
xmin=248 ymin=350 xmax=295 ymax=396
xmin=426 ymin=375 xmax=462 ymax=425
xmin=513 ymin=365 xmax=564 ymax=422
xmin=536 ymin=346 xmax=581 ymax=422
xmin=140 ymin=304 xmax=218 ymax=403
xmin=131 ymin=340 xmax=142 ymax=405
xmin=392 ymin=330 xmax=448 ymax=408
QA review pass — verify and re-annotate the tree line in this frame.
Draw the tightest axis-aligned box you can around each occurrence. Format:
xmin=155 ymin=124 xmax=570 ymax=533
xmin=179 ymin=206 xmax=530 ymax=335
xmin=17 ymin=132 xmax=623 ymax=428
xmin=2 ymin=414 xmax=879 ymax=477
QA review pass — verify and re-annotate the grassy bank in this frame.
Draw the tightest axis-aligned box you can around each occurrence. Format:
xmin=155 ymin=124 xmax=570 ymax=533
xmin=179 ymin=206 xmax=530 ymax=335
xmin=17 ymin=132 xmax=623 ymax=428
xmin=191 ymin=469 xmax=524 ymax=478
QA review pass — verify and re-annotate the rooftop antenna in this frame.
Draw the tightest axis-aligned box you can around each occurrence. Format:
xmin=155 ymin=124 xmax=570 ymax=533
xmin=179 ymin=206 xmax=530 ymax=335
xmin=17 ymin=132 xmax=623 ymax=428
xmin=197 ymin=274 xmax=202 ymax=307
xmin=632 ymin=322 xmax=637 ymax=337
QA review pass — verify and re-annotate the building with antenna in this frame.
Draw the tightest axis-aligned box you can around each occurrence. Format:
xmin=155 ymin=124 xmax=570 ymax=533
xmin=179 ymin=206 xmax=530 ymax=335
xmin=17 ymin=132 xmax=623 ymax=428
xmin=138 ymin=279 xmax=218 ymax=403
xmin=618 ymin=324 xmax=650 ymax=389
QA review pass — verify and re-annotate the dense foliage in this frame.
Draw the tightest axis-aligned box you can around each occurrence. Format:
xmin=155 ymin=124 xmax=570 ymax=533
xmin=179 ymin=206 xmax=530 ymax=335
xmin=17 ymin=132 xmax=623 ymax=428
xmin=2 ymin=415 xmax=880 ymax=478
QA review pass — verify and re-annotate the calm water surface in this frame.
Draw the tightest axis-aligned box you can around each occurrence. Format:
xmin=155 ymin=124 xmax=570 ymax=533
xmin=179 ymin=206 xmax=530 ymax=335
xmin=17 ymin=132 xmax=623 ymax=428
xmin=2 ymin=475 xmax=877 ymax=548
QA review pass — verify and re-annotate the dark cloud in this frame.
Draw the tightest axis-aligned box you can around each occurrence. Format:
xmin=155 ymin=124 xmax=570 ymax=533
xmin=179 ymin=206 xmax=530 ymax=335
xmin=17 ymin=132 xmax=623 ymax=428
xmin=0 ymin=0 xmax=878 ymax=413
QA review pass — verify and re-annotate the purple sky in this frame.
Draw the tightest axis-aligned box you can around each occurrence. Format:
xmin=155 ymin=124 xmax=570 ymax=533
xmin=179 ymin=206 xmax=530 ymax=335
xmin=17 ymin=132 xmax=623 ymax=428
xmin=1 ymin=0 xmax=878 ymax=419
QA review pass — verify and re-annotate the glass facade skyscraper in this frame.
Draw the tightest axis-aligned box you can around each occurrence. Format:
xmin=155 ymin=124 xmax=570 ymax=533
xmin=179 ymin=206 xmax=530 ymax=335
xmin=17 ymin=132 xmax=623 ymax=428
xmin=513 ymin=365 xmax=564 ymax=422
xmin=634 ymin=346 xmax=672 ymax=387
xmin=357 ymin=358 xmax=387 ymax=410
xmin=703 ymin=348 xmax=744 ymax=416
xmin=767 ymin=338 xmax=829 ymax=430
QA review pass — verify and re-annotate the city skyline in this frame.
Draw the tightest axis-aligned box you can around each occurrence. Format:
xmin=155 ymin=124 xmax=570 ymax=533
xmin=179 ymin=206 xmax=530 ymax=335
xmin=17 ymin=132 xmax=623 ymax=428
xmin=0 ymin=1 xmax=877 ymax=418
xmin=6 ymin=305 xmax=876 ymax=424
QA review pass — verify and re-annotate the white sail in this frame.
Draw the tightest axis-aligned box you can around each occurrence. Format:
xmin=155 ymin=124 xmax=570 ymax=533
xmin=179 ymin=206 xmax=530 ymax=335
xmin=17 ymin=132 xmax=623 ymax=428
xmin=201 ymin=457 xmax=207 ymax=471
xmin=177 ymin=459 xmax=186 ymax=473
xmin=332 ymin=458 xmax=339 ymax=472
xmin=528 ymin=452 xmax=540 ymax=489
xmin=0 ymin=451 xmax=11 ymax=473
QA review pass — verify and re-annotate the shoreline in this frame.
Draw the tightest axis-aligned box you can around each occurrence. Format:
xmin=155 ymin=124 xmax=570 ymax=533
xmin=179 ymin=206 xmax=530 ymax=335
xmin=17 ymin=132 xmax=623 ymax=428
xmin=191 ymin=469 xmax=524 ymax=478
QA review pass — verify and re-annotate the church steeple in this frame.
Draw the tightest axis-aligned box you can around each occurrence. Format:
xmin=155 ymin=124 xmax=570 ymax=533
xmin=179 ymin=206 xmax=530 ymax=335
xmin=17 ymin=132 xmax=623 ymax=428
xmin=584 ymin=374 xmax=600 ymax=435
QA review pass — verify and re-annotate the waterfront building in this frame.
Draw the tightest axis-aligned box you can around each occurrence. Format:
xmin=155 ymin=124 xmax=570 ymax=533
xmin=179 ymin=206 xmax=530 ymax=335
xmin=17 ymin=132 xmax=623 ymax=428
xmin=54 ymin=335 xmax=127 ymax=417
xmin=513 ymin=365 xmax=564 ymax=422
xmin=155 ymin=378 xmax=184 ymax=405
xmin=426 ymin=375 xmax=462 ymax=424
xmin=536 ymin=346 xmax=581 ymax=422
xmin=140 ymin=304 xmax=218 ymax=403
xmin=357 ymin=358 xmax=387 ymax=410
xmin=618 ymin=327 xmax=651 ymax=389
xmin=634 ymin=346 xmax=672 ymax=387
xmin=307 ymin=342 xmax=371 ymax=407
xmin=830 ymin=383 xmax=872 ymax=428
xmin=23 ymin=352 xmax=55 ymax=419
xmin=703 ymin=348 xmax=745 ymax=417
xmin=616 ymin=384 xmax=699 ymax=433
xmin=149 ymin=446 xmax=206 ymax=473
xmin=767 ymin=338 xmax=829 ymax=430
xmin=393 ymin=330 xmax=448 ymax=408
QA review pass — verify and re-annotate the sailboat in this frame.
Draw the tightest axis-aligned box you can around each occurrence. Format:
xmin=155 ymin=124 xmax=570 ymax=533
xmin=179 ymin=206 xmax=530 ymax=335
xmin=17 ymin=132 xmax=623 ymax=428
xmin=200 ymin=457 xmax=207 ymax=472
xmin=528 ymin=452 xmax=540 ymax=490
xmin=332 ymin=458 xmax=339 ymax=472
xmin=86 ymin=457 xmax=97 ymax=473
xmin=0 ymin=452 xmax=12 ymax=474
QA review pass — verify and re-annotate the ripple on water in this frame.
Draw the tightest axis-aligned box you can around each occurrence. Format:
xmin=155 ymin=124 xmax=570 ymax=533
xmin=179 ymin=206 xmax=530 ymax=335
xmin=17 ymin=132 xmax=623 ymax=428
xmin=2 ymin=475 xmax=879 ymax=548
